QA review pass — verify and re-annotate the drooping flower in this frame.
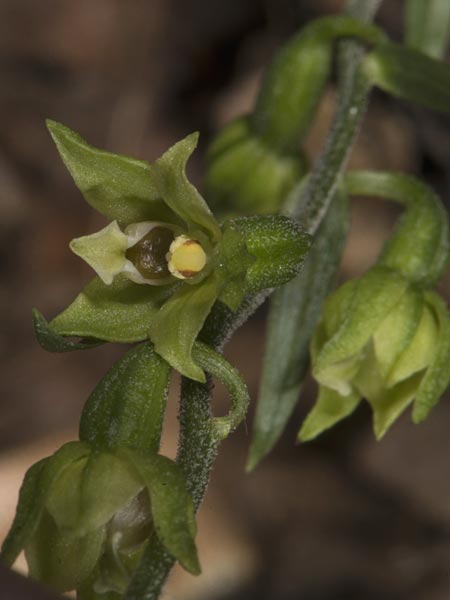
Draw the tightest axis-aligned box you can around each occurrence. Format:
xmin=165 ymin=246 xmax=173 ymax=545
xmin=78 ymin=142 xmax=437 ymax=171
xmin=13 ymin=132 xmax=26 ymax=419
xmin=1 ymin=441 xmax=199 ymax=597
xmin=41 ymin=121 xmax=311 ymax=381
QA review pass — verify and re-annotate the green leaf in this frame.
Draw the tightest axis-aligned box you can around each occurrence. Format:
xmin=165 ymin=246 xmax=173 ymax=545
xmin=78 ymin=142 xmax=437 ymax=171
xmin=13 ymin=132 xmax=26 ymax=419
xmin=363 ymin=42 xmax=450 ymax=114
xmin=50 ymin=275 xmax=177 ymax=343
xmin=148 ymin=275 xmax=219 ymax=382
xmin=413 ymin=291 xmax=450 ymax=422
xmin=1 ymin=441 xmax=90 ymax=566
xmin=80 ymin=343 xmax=171 ymax=454
xmin=298 ymin=386 xmax=361 ymax=442
xmin=26 ymin=510 xmax=105 ymax=593
xmin=119 ymin=449 xmax=200 ymax=575
xmin=46 ymin=452 xmax=143 ymax=536
xmin=247 ymin=189 xmax=349 ymax=471
xmin=46 ymin=120 xmax=177 ymax=226
xmin=405 ymin=0 xmax=450 ymax=59
xmin=192 ymin=342 xmax=250 ymax=441
xmin=32 ymin=309 xmax=102 ymax=352
xmin=150 ymin=133 xmax=221 ymax=241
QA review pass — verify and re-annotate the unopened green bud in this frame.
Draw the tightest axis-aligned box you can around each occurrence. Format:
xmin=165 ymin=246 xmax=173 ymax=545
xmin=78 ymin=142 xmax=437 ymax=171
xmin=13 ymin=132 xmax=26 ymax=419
xmin=219 ymin=215 xmax=311 ymax=298
xmin=2 ymin=441 xmax=199 ymax=596
xmin=299 ymin=266 xmax=450 ymax=441
xmin=205 ymin=118 xmax=306 ymax=215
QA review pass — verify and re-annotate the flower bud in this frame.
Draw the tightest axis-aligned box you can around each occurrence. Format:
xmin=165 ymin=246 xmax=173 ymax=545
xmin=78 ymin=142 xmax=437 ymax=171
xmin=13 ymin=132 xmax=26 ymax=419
xmin=205 ymin=118 xmax=306 ymax=215
xmin=2 ymin=442 xmax=199 ymax=596
xmin=299 ymin=266 xmax=450 ymax=440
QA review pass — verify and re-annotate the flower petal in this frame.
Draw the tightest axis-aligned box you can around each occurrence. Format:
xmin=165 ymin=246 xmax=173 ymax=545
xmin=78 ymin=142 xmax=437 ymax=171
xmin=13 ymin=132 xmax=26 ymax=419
xmin=298 ymin=385 xmax=361 ymax=442
xmin=315 ymin=266 xmax=409 ymax=380
xmin=413 ymin=291 xmax=450 ymax=422
xmin=50 ymin=275 xmax=178 ymax=343
xmin=148 ymin=275 xmax=219 ymax=382
xmin=118 ymin=449 xmax=200 ymax=575
xmin=47 ymin=120 xmax=178 ymax=226
xmin=70 ymin=221 xmax=128 ymax=285
xmin=150 ymin=133 xmax=221 ymax=241
xmin=25 ymin=510 xmax=105 ymax=593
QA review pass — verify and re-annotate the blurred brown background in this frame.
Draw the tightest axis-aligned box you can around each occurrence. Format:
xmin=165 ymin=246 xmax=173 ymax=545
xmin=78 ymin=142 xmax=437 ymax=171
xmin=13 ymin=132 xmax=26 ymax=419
xmin=1 ymin=1 xmax=450 ymax=599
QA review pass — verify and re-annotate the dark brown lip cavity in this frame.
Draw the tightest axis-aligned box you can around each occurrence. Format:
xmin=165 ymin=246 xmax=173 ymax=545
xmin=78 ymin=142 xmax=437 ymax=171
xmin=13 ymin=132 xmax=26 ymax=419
xmin=126 ymin=226 xmax=174 ymax=279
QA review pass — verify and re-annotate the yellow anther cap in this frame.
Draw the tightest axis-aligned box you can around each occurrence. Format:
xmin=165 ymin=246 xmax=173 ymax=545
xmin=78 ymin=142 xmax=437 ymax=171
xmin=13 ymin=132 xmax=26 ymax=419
xmin=167 ymin=235 xmax=207 ymax=279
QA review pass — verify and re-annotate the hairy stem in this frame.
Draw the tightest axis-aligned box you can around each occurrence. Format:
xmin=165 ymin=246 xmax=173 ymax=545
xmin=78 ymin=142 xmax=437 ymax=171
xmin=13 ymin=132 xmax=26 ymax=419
xmin=124 ymin=1 xmax=382 ymax=598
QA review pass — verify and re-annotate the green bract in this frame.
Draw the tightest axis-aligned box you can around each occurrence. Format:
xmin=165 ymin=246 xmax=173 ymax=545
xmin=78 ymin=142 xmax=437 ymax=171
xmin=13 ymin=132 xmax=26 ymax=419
xmin=43 ymin=121 xmax=311 ymax=381
xmin=1 ymin=441 xmax=199 ymax=597
xmin=299 ymin=266 xmax=450 ymax=440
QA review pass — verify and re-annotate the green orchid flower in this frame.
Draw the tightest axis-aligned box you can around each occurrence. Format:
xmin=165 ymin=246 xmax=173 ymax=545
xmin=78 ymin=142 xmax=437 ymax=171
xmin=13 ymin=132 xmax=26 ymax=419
xmin=299 ymin=171 xmax=450 ymax=441
xmin=1 ymin=441 xmax=199 ymax=598
xmin=299 ymin=266 xmax=450 ymax=440
xmin=42 ymin=121 xmax=310 ymax=382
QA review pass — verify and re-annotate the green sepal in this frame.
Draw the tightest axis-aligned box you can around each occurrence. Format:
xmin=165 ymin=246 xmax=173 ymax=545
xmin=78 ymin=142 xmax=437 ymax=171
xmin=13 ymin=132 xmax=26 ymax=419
xmin=50 ymin=275 xmax=177 ymax=343
xmin=46 ymin=120 xmax=176 ymax=226
xmin=0 ymin=459 xmax=48 ymax=566
xmin=315 ymin=266 xmax=410 ymax=388
xmin=148 ymin=275 xmax=219 ymax=382
xmin=150 ymin=133 xmax=221 ymax=242
xmin=405 ymin=0 xmax=450 ymax=59
xmin=298 ymin=386 xmax=361 ymax=442
xmin=1 ymin=441 xmax=90 ymax=566
xmin=247 ymin=189 xmax=349 ymax=469
xmin=413 ymin=291 xmax=450 ymax=422
xmin=32 ymin=309 xmax=102 ymax=353
xmin=45 ymin=452 xmax=143 ymax=536
xmin=25 ymin=510 xmax=105 ymax=593
xmin=224 ymin=215 xmax=311 ymax=293
xmin=372 ymin=286 xmax=424 ymax=381
xmin=192 ymin=342 xmax=250 ymax=441
xmin=79 ymin=343 xmax=170 ymax=454
xmin=118 ymin=449 xmax=200 ymax=575
xmin=363 ymin=42 xmax=450 ymax=115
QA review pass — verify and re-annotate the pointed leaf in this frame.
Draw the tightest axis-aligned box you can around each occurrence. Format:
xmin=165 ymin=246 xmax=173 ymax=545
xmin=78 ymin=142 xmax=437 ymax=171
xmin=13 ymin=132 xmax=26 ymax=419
xmin=150 ymin=133 xmax=220 ymax=241
xmin=364 ymin=42 xmax=450 ymax=115
xmin=247 ymin=189 xmax=349 ymax=470
xmin=46 ymin=120 xmax=177 ymax=226
xmin=32 ymin=309 xmax=102 ymax=353
xmin=80 ymin=343 xmax=171 ymax=453
xmin=50 ymin=275 xmax=177 ymax=343
xmin=148 ymin=275 xmax=219 ymax=382
xmin=118 ymin=449 xmax=200 ymax=575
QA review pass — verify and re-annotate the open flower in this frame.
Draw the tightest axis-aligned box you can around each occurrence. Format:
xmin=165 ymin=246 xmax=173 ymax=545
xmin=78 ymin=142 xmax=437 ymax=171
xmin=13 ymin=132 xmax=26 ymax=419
xmin=299 ymin=265 xmax=450 ymax=440
xmin=1 ymin=441 xmax=199 ymax=597
xmin=42 ymin=121 xmax=310 ymax=381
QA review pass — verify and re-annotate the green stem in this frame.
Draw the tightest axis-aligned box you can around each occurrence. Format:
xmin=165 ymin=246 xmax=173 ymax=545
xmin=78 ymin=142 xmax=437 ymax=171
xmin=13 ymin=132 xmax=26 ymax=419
xmin=125 ymin=1 xmax=382 ymax=598
xmin=345 ymin=170 xmax=450 ymax=285
xmin=295 ymin=0 xmax=382 ymax=232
